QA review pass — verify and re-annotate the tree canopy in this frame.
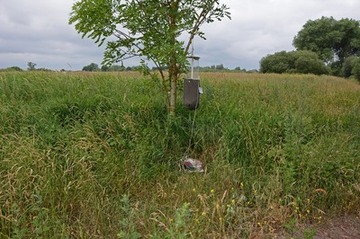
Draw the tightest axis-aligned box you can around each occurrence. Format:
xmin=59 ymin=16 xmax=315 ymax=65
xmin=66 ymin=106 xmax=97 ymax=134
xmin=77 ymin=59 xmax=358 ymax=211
xmin=69 ymin=0 xmax=230 ymax=114
xmin=293 ymin=17 xmax=360 ymax=75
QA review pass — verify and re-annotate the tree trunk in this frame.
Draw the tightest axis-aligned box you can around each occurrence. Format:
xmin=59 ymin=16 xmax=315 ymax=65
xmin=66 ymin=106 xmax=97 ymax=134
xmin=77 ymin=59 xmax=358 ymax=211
xmin=168 ymin=0 xmax=178 ymax=116
xmin=168 ymin=73 xmax=177 ymax=116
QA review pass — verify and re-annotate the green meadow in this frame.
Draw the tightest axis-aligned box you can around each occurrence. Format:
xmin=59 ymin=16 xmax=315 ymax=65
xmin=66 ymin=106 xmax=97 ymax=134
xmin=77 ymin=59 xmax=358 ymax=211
xmin=0 ymin=71 xmax=359 ymax=238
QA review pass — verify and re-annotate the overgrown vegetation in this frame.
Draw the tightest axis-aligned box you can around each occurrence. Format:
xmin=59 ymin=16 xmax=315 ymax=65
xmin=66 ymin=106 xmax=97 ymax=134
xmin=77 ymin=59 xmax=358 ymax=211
xmin=260 ymin=50 xmax=329 ymax=75
xmin=261 ymin=16 xmax=360 ymax=81
xmin=0 ymin=71 xmax=359 ymax=238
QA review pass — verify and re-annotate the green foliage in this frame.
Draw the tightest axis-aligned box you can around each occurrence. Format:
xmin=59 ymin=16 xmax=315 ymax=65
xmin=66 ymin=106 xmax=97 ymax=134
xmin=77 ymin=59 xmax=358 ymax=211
xmin=27 ymin=62 xmax=37 ymax=71
xmin=260 ymin=51 xmax=291 ymax=73
xmin=69 ymin=0 xmax=230 ymax=114
xmin=294 ymin=56 xmax=328 ymax=75
xmin=293 ymin=17 xmax=360 ymax=74
xmin=0 ymin=66 xmax=23 ymax=72
xmin=69 ymin=0 xmax=230 ymax=67
xmin=260 ymin=50 xmax=328 ymax=75
xmin=0 ymin=71 xmax=359 ymax=238
xmin=104 ymin=64 xmax=126 ymax=72
xmin=352 ymin=58 xmax=360 ymax=82
xmin=117 ymin=195 xmax=141 ymax=239
xmin=82 ymin=62 xmax=100 ymax=71
xmin=340 ymin=56 xmax=360 ymax=81
xmin=341 ymin=56 xmax=358 ymax=78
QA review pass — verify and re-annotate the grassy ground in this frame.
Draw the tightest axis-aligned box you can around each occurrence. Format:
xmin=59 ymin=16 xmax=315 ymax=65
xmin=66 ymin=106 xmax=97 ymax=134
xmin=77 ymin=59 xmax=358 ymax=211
xmin=0 ymin=71 xmax=359 ymax=238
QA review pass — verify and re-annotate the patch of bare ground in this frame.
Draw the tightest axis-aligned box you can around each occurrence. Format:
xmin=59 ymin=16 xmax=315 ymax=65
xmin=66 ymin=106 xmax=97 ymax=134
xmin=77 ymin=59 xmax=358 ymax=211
xmin=277 ymin=213 xmax=360 ymax=239
xmin=312 ymin=214 xmax=360 ymax=239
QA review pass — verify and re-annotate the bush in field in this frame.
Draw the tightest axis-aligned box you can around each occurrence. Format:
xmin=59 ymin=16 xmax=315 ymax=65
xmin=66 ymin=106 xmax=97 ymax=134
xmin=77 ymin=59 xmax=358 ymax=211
xmin=0 ymin=66 xmax=23 ymax=72
xmin=101 ymin=64 xmax=126 ymax=72
xmin=341 ymin=56 xmax=359 ymax=78
xmin=260 ymin=51 xmax=291 ymax=74
xmin=352 ymin=58 xmax=360 ymax=81
xmin=341 ymin=56 xmax=360 ymax=81
xmin=260 ymin=50 xmax=329 ymax=75
xmin=82 ymin=62 xmax=99 ymax=71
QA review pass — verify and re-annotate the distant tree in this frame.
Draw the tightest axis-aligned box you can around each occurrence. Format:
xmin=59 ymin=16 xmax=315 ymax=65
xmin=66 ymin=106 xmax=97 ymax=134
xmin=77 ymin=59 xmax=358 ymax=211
xmin=27 ymin=62 xmax=36 ymax=71
xmin=215 ymin=64 xmax=225 ymax=70
xmin=351 ymin=58 xmax=360 ymax=82
xmin=3 ymin=66 xmax=23 ymax=71
xmin=36 ymin=68 xmax=53 ymax=72
xmin=82 ymin=63 xmax=99 ymax=72
xmin=109 ymin=64 xmax=126 ymax=71
xmin=260 ymin=51 xmax=292 ymax=73
xmin=69 ymin=0 xmax=230 ymax=115
xmin=293 ymin=17 xmax=360 ymax=75
xmin=292 ymin=50 xmax=330 ymax=75
xmin=260 ymin=50 xmax=328 ymax=75
xmin=341 ymin=56 xmax=359 ymax=78
xmin=101 ymin=65 xmax=109 ymax=71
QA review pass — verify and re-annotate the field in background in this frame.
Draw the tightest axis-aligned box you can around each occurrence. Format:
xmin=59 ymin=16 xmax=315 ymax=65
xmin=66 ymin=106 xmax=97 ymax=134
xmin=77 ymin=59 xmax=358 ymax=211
xmin=0 ymin=71 xmax=359 ymax=238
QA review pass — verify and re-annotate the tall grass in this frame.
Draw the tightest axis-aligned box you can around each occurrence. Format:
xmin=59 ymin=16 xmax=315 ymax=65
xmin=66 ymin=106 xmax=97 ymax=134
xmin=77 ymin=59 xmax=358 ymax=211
xmin=0 ymin=71 xmax=359 ymax=238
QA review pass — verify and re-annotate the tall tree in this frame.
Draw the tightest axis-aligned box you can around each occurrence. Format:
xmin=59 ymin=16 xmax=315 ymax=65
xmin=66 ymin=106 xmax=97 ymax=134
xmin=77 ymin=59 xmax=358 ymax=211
xmin=27 ymin=62 xmax=37 ymax=71
xmin=293 ymin=17 xmax=360 ymax=75
xmin=69 ymin=0 xmax=230 ymax=115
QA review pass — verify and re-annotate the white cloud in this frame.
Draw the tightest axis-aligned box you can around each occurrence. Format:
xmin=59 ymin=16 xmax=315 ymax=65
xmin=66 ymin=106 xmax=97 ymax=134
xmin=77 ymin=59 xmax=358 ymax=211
xmin=1 ymin=0 xmax=360 ymax=70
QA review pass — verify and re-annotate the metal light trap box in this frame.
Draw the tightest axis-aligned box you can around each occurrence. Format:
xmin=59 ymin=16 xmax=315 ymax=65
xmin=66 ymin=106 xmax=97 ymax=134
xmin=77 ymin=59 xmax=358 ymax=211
xmin=184 ymin=55 xmax=202 ymax=110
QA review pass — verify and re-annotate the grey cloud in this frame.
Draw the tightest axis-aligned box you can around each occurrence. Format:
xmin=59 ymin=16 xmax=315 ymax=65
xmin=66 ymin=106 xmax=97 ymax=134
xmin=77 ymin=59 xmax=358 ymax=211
xmin=1 ymin=0 xmax=360 ymax=70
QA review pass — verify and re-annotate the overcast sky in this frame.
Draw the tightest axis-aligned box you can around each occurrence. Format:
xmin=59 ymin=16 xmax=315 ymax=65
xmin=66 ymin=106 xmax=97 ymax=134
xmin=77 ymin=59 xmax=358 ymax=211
xmin=0 ymin=0 xmax=359 ymax=71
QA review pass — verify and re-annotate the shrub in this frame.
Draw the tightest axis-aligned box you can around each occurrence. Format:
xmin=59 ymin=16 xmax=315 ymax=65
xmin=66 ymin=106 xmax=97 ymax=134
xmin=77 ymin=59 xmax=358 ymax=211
xmin=341 ymin=56 xmax=358 ymax=78
xmin=260 ymin=50 xmax=328 ymax=75
xmin=0 ymin=66 xmax=23 ymax=72
xmin=294 ymin=56 xmax=329 ymax=75
xmin=351 ymin=58 xmax=360 ymax=82
xmin=260 ymin=51 xmax=291 ymax=73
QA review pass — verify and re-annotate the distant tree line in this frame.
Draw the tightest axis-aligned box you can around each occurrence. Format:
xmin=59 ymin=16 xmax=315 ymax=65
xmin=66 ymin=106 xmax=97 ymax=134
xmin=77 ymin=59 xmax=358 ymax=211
xmin=0 ymin=62 xmax=252 ymax=73
xmin=260 ymin=17 xmax=360 ymax=81
xmin=26 ymin=62 xmax=53 ymax=71
xmin=82 ymin=63 xmax=143 ymax=72
xmin=82 ymin=62 xmax=256 ymax=73
xmin=0 ymin=62 xmax=53 ymax=72
xmin=0 ymin=66 xmax=24 ymax=72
